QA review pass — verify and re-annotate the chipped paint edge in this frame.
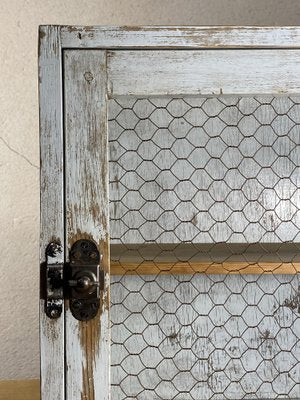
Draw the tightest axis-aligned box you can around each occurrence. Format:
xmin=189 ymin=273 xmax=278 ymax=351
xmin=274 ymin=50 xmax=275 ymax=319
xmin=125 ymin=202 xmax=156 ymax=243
xmin=55 ymin=25 xmax=300 ymax=49
xmin=64 ymin=50 xmax=110 ymax=400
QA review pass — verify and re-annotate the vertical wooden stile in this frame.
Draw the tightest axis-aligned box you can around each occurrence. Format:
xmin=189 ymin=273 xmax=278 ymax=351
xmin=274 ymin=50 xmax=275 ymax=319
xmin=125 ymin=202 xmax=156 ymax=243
xmin=63 ymin=50 xmax=110 ymax=400
xmin=39 ymin=25 xmax=65 ymax=400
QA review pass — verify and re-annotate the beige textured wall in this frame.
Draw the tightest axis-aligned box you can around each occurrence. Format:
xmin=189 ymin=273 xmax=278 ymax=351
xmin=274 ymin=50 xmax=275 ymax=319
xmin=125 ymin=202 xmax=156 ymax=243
xmin=1 ymin=0 xmax=300 ymax=381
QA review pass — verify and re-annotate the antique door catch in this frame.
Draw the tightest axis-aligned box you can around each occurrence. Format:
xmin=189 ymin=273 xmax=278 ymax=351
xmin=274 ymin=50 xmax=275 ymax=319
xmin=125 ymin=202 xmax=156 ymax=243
xmin=68 ymin=239 xmax=104 ymax=321
xmin=45 ymin=239 xmax=104 ymax=321
xmin=45 ymin=243 xmax=64 ymax=319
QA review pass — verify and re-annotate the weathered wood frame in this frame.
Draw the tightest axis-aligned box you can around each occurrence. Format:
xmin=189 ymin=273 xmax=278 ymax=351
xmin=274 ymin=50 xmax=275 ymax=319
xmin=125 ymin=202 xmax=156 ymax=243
xmin=39 ymin=25 xmax=300 ymax=400
xmin=39 ymin=25 xmax=65 ymax=400
xmin=63 ymin=49 xmax=110 ymax=400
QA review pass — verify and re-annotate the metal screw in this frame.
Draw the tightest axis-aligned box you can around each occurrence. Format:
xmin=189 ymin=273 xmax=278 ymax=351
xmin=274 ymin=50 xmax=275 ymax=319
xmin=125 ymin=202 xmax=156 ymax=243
xmin=50 ymin=308 xmax=60 ymax=318
xmin=90 ymin=251 xmax=97 ymax=259
xmin=80 ymin=241 xmax=89 ymax=249
xmin=47 ymin=242 xmax=62 ymax=258
xmin=73 ymin=300 xmax=83 ymax=310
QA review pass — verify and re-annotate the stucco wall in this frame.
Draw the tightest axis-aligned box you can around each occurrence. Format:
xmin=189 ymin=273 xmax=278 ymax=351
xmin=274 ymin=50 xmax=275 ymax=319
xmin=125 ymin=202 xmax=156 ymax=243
xmin=1 ymin=0 xmax=300 ymax=381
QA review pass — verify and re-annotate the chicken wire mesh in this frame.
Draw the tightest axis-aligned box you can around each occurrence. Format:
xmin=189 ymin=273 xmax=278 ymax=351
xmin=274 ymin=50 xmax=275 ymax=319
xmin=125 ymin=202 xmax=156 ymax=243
xmin=108 ymin=96 xmax=300 ymax=400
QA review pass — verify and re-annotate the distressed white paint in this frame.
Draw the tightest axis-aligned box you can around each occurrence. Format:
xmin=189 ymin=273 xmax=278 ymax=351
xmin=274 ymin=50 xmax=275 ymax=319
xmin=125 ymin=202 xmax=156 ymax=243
xmin=107 ymin=50 xmax=300 ymax=96
xmin=8 ymin=7 xmax=300 ymax=382
xmin=64 ymin=50 xmax=110 ymax=400
xmin=60 ymin=26 xmax=300 ymax=49
xmin=111 ymin=273 xmax=300 ymax=399
xmin=108 ymin=91 xmax=300 ymax=398
xmin=39 ymin=26 xmax=300 ymax=400
xmin=108 ymin=96 xmax=300 ymax=246
xmin=39 ymin=25 xmax=64 ymax=400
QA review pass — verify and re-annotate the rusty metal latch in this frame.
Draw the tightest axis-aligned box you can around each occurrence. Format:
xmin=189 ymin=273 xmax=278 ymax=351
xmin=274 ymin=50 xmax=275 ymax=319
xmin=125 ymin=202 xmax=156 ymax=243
xmin=45 ymin=239 xmax=104 ymax=321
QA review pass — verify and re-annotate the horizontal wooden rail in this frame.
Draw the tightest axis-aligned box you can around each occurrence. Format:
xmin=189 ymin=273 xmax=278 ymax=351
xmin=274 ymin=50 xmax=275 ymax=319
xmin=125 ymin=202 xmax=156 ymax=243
xmin=60 ymin=26 xmax=300 ymax=49
xmin=111 ymin=261 xmax=300 ymax=275
xmin=107 ymin=49 xmax=300 ymax=96
xmin=110 ymin=243 xmax=300 ymax=275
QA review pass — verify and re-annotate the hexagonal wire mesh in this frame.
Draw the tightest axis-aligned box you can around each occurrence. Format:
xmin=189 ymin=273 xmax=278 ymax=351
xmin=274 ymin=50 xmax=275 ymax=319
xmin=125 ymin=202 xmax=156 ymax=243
xmin=108 ymin=96 xmax=300 ymax=399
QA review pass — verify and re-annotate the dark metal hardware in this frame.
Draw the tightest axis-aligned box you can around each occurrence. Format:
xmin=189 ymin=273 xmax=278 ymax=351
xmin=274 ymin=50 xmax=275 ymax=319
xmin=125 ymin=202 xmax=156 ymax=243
xmin=45 ymin=243 xmax=64 ymax=319
xmin=68 ymin=239 xmax=104 ymax=321
xmin=45 ymin=239 xmax=104 ymax=321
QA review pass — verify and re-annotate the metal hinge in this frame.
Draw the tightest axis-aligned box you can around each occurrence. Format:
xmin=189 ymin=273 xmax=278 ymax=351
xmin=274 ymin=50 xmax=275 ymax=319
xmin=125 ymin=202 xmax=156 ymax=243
xmin=45 ymin=239 xmax=104 ymax=321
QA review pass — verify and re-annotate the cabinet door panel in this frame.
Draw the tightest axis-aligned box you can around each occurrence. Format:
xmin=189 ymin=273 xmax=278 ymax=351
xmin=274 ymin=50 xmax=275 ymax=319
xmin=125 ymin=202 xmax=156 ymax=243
xmin=39 ymin=26 xmax=300 ymax=400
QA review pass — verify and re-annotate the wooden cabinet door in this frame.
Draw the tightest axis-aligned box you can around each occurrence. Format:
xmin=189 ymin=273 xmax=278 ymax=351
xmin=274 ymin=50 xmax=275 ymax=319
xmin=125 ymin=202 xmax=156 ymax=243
xmin=39 ymin=26 xmax=300 ymax=400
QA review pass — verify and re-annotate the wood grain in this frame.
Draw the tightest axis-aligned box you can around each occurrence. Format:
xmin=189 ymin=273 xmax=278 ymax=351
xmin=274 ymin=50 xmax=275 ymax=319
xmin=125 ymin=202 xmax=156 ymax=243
xmin=59 ymin=26 xmax=300 ymax=49
xmin=111 ymin=261 xmax=300 ymax=275
xmin=39 ymin=26 xmax=300 ymax=399
xmin=110 ymin=243 xmax=300 ymax=275
xmin=0 ymin=380 xmax=40 ymax=400
xmin=107 ymin=50 xmax=300 ymax=96
xmin=64 ymin=50 xmax=110 ymax=400
xmin=39 ymin=25 xmax=64 ymax=400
